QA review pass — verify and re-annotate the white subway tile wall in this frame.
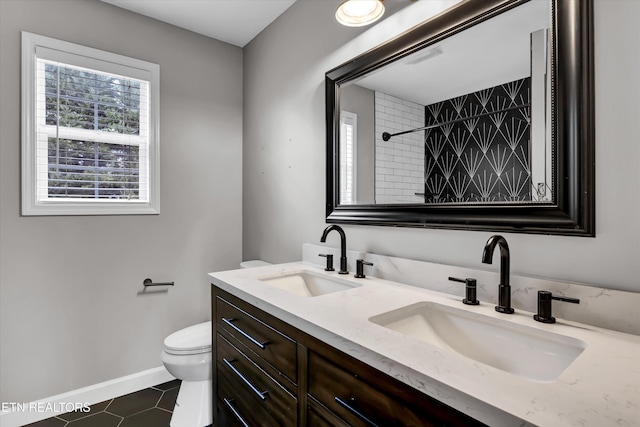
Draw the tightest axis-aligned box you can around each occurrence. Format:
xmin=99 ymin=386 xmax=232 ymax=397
xmin=374 ymin=92 xmax=425 ymax=203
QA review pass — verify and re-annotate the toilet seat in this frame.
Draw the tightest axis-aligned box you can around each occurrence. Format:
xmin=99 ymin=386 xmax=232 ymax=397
xmin=164 ymin=321 xmax=212 ymax=355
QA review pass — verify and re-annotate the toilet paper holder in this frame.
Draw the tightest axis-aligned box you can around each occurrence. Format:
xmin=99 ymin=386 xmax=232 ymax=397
xmin=143 ymin=278 xmax=174 ymax=287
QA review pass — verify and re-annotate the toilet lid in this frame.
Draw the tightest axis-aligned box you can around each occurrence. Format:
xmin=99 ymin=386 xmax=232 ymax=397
xmin=164 ymin=321 xmax=212 ymax=353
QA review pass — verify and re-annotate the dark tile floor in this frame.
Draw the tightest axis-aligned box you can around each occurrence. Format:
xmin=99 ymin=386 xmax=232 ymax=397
xmin=24 ymin=380 xmax=181 ymax=427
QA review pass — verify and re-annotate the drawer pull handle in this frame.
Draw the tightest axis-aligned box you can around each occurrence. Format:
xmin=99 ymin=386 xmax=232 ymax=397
xmin=335 ymin=396 xmax=379 ymax=427
xmin=223 ymin=397 xmax=250 ymax=427
xmin=222 ymin=317 xmax=268 ymax=349
xmin=223 ymin=358 xmax=268 ymax=400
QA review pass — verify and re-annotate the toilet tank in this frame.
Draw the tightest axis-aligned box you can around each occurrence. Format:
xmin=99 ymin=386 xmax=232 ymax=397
xmin=240 ymin=260 xmax=271 ymax=269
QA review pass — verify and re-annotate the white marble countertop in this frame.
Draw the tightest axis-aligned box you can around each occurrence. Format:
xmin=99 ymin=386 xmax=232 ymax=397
xmin=209 ymin=262 xmax=640 ymax=427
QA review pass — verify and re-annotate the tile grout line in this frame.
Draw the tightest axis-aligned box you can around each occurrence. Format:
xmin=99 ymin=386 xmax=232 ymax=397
xmin=25 ymin=382 xmax=180 ymax=426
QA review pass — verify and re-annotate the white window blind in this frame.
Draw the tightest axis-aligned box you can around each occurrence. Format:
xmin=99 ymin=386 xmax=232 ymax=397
xmin=22 ymin=32 xmax=160 ymax=215
xmin=37 ymin=60 xmax=149 ymax=201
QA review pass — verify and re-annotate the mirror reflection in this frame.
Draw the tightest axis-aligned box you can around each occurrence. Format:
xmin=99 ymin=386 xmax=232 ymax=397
xmin=338 ymin=0 xmax=551 ymax=205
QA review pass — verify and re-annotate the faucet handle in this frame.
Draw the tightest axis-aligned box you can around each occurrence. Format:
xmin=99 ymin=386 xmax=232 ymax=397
xmin=319 ymin=254 xmax=334 ymax=271
xmin=448 ymin=277 xmax=480 ymax=305
xmin=355 ymin=259 xmax=373 ymax=278
xmin=534 ymin=290 xmax=580 ymax=323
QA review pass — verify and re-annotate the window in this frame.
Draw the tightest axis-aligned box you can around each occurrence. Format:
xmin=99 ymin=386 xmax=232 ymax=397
xmin=339 ymin=111 xmax=357 ymax=205
xmin=21 ymin=32 xmax=160 ymax=215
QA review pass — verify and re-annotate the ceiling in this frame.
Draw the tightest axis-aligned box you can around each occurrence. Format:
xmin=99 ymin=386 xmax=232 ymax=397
xmin=100 ymin=0 xmax=298 ymax=47
xmin=356 ymin=0 xmax=550 ymax=105
xmin=98 ymin=0 xmax=548 ymax=106
xmin=99 ymin=0 xmax=416 ymax=48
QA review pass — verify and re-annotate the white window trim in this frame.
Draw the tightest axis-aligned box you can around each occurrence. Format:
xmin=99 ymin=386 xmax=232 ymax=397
xmin=340 ymin=111 xmax=358 ymax=205
xmin=21 ymin=32 xmax=160 ymax=216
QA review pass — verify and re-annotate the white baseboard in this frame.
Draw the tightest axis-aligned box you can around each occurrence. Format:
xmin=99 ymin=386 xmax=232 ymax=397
xmin=0 ymin=366 xmax=175 ymax=427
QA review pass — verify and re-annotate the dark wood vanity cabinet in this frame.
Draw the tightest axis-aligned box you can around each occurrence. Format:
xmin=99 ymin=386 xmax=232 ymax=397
xmin=214 ymin=292 xmax=298 ymax=427
xmin=212 ymin=287 xmax=486 ymax=427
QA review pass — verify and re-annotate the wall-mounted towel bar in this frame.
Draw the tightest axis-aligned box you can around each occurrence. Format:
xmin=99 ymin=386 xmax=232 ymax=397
xmin=143 ymin=278 xmax=174 ymax=287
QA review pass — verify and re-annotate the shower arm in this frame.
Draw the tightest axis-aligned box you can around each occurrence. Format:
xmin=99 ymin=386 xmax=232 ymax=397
xmin=382 ymin=102 xmax=530 ymax=141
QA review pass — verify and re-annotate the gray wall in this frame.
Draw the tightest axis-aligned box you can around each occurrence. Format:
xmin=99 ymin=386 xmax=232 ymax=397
xmin=243 ymin=0 xmax=640 ymax=293
xmin=242 ymin=0 xmax=369 ymax=261
xmin=0 ymin=0 xmax=243 ymax=402
xmin=340 ymin=84 xmax=375 ymax=204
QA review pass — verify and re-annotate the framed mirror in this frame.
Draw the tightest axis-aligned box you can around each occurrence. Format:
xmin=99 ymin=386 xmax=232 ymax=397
xmin=326 ymin=0 xmax=594 ymax=236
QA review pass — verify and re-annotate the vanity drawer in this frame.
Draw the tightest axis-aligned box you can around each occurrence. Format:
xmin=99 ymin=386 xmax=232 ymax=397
xmin=216 ymin=296 xmax=297 ymax=383
xmin=307 ymin=398 xmax=350 ymax=427
xmin=217 ymin=367 xmax=283 ymax=427
xmin=307 ymin=350 xmax=485 ymax=427
xmin=308 ymin=351 xmax=408 ymax=427
xmin=217 ymin=332 xmax=297 ymax=427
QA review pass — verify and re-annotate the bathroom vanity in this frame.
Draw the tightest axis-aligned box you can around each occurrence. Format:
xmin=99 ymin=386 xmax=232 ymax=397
xmin=209 ymin=249 xmax=640 ymax=427
xmin=212 ymin=287 xmax=484 ymax=427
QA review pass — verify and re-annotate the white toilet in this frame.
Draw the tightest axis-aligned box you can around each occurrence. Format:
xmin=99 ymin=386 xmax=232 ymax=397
xmin=161 ymin=260 xmax=270 ymax=427
xmin=162 ymin=322 xmax=212 ymax=427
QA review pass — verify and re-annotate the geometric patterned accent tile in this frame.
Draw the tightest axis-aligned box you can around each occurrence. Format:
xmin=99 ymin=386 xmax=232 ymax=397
xmin=23 ymin=380 xmax=183 ymax=427
xmin=424 ymin=77 xmax=533 ymax=203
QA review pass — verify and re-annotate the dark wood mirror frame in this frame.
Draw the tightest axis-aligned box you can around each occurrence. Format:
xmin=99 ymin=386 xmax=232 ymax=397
xmin=325 ymin=0 xmax=594 ymax=236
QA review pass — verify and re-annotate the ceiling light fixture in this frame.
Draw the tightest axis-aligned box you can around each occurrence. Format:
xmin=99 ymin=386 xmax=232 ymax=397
xmin=336 ymin=0 xmax=385 ymax=27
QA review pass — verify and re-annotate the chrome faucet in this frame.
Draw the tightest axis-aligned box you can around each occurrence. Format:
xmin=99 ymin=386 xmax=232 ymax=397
xmin=320 ymin=225 xmax=348 ymax=274
xmin=481 ymin=235 xmax=514 ymax=314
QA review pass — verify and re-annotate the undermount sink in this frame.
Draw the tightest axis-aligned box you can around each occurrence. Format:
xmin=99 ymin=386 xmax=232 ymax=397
xmin=369 ymin=301 xmax=587 ymax=382
xmin=258 ymin=271 xmax=361 ymax=297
